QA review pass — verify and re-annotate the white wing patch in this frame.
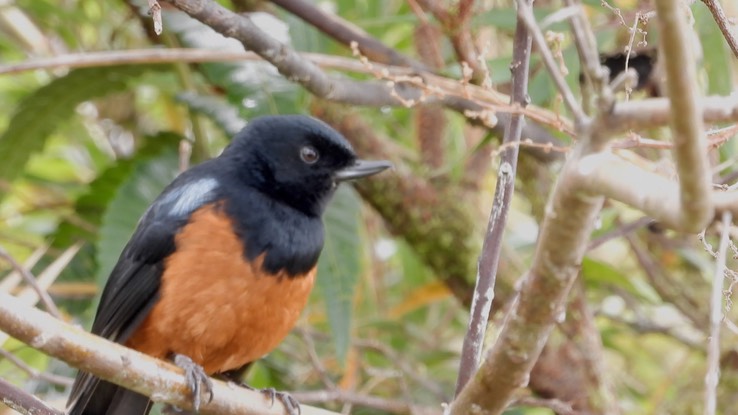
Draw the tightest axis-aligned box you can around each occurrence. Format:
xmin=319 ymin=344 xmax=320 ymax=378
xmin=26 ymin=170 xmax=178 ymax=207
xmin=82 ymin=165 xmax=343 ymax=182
xmin=162 ymin=177 xmax=220 ymax=218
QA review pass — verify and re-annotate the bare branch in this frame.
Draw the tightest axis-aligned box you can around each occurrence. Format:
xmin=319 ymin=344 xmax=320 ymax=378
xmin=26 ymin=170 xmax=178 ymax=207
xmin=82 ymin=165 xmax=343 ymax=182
xmin=268 ymin=0 xmax=426 ymax=70
xmin=0 ymin=347 xmax=74 ymax=387
xmin=0 ymin=48 xmax=415 ymax=76
xmin=148 ymin=0 xmax=163 ymax=35
xmin=701 ymin=0 xmax=738 ymax=59
xmin=705 ymin=211 xmax=732 ymax=415
xmin=608 ymin=95 xmax=738 ymax=133
xmin=0 ymin=377 xmax=62 ymax=415
xmin=455 ymin=0 xmax=532 ymax=395
xmin=292 ymin=390 xmax=438 ymax=415
xmin=0 ymin=292 xmax=337 ymax=415
xmin=0 ymin=246 xmax=61 ymax=318
xmin=652 ymin=0 xmax=713 ymax=232
xmin=517 ymin=0 xmax=587 ymax=123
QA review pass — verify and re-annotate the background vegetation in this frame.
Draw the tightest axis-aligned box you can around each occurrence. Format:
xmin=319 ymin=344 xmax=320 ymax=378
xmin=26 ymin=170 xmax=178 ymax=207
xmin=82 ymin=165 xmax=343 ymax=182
xmin=1 ymin=0 xmax=738 ymax=414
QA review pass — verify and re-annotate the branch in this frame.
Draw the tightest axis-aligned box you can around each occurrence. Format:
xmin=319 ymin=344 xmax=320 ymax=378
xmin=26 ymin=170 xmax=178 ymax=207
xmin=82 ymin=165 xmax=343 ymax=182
xmin=448 ymin=3 xmax=607 ymax=413
xmin=607 ymin=95 xmax=738 ymax=133
xmin=0 ymin=48 xmax=415 ymax=76
xmin=652 ymin=0 xmax=713 ymax=233
xmin=268 ymin=0 xmax=426 ymax=70
xmin=0 ymin=377 xmax=62 ymax=415
xmin=455 ymin=0 xmax=532 ymax=395
xmin=705 ymin=211 xmax=732 ymax=415
xmin=414 ymin=0 xmax=484 ymax=83
xmin=0 ymin=245 xmax=61 ymax=318
xmin=162 ymin=0 xmax=566 ymax=159
xmin=0 ymin=292 xmax=337 ymax=415
xmin=450 ymin=142 xmax=606 ymax=415
xmin=292 ymin=390 xmax=438 ymax=415
xmin=517 ymin=0 xmax=587 ymax=123
xmin=701 ymin=0 xmax=738 ymax=59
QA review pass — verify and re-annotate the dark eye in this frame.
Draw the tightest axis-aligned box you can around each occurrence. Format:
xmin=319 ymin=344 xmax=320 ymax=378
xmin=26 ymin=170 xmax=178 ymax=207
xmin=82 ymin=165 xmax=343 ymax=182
xmin=300 ymin=146 xmax=319 ymax=164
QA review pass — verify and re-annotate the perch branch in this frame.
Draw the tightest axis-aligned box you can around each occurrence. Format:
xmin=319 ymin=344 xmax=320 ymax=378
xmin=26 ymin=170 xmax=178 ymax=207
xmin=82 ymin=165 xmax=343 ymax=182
xmin=0 ymin=292 xmax=337 ymax=415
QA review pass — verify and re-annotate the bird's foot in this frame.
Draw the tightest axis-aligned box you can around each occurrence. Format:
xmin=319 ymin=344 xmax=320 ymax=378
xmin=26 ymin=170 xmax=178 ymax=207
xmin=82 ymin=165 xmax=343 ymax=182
xmin=260 ymin=388 xmax=300 ymax=415
xmin=239 ymin=384 xmax=300 ymax=415
xmin=174 ymin=354 xmax=214 ymax=412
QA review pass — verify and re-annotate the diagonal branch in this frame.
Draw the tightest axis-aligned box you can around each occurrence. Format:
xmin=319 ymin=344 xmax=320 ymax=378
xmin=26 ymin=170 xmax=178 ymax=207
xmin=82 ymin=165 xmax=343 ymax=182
xmin=517 ymin=0 xmax=587 ymax=123
xmin=268 ymin=0 xmax=427 ymax=70
xmin=0 ymin=292 xmax=337 ymax=415
xmin=701 ymin=0 xmax=738 ymax=59
xmin=455 ymin=0 xmax=532 ymax=396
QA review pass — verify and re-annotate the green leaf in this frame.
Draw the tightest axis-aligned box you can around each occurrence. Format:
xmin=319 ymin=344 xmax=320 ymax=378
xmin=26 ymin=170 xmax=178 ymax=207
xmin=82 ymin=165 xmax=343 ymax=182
xmin=693 ymin=3 xmax=733 ymax=96
xmin=581 ymin=257 xmax=640 ymax=297
xmin=54 ymin=133 xmax=182 ymax=249
xmin=163 ymin=10 xmax=303 ymax=117
xmin=96 ymin=151 xmax=179 ymax=285
xmin=52 ymin=134 xmax=182 ymax=290
xmin=0 ymin=65 xmax=161 ymax=189
xmin=316 ymin=186 xmax=363 ymax=364
xmin=176 ymin=92 xmax=247 ymax=137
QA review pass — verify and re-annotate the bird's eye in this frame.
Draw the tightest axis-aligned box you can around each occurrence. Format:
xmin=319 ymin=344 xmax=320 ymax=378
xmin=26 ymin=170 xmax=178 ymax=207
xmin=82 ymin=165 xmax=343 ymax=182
xmin=300 ymin=146 xmax=319 ymax=164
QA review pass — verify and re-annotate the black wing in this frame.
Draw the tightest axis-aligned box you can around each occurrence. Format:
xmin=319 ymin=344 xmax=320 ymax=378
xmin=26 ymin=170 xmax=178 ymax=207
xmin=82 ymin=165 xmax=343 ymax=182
xmin=67 ymin=167 xmax=222 ymax=415
xmin=67 ymin=216 xmax=181 ymax=415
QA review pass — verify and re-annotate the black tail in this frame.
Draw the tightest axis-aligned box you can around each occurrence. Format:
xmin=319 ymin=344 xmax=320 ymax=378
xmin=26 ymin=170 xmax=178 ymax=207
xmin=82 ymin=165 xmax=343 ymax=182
xmin=68 ymin=374 xmax=151 ymax=415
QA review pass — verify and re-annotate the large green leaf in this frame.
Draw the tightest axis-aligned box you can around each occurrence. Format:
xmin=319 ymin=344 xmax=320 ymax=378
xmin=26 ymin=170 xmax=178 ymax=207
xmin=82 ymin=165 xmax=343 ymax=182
xmin=96 ymin=152 xmax=179 ymax=285
xmin=316 ymin=186 xmax=363 ymax=363
xmin=52 ymin=134 xmax=182 ymax=291
xmin=176 ymin=92 xmax=247 ymax=137
xmin=54 ymin=133 xmax=182 ymax=249
xmin=0 ymin=65 xmax=160 ymax=189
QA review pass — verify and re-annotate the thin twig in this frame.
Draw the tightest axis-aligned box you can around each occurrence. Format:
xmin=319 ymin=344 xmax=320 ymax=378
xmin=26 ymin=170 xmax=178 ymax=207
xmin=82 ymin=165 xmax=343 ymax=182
xmin=0 ymin=48 xmax=411 ymax=76
xmin=0 ymin=377 xmax=62 ymax=415
xmin=0 ymin=246 xmax=61 ymax=318
xmin=705 ymin=211 xmax=732 ymax=415
xmin=355 ymin=339 xmax=448 ymax=402
xmin=291 ymin=389 xmax=438 ymax=415
xmin=517 ymin=0 xmax=588 ymax=124
xmin=701 ymin=0 xmax=738 ymax=59
xmin=0 ymin=347 xmax=74 ymax=387
xmin=587 ymin=216 xmax=652 ymax=250
xmin=454 ymin=0 xmax=533 ymax=397
xmin=269 ymin=0 xmax=426 ymax=70
xmin=298 ymin=329 xmax=336 ymax=389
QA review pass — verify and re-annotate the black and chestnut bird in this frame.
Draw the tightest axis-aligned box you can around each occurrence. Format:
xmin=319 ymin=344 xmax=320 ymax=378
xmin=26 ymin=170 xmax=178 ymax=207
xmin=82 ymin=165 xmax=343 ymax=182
xmin=67 ymin=115 xmax=391 ymax=415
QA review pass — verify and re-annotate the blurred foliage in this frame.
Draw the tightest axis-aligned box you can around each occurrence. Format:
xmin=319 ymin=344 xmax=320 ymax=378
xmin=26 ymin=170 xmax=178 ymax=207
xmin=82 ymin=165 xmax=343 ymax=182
xmin=0 ymin=0 xmax=737 ymax=414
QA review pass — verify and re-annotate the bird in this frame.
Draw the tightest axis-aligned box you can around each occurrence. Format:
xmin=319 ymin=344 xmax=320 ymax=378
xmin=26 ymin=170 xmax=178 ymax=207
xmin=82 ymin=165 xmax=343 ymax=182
xmin=66 ymin=115 xmax=392 ymax=415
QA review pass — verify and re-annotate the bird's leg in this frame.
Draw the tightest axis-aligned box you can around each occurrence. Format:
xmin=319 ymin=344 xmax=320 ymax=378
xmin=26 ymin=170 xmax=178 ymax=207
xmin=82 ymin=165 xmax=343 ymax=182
xmin=254 ymin=387 xmax=301 ymax=415
xmin=217 ymin=369 xmax=301 ymax=415
xmin=173 ymin=353 xmax=214 ymax=411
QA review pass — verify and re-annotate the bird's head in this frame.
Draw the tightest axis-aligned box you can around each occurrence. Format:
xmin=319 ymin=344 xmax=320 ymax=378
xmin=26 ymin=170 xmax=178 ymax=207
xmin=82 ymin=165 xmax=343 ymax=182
xmin=222 ymin=115 xmax=391 ymax=217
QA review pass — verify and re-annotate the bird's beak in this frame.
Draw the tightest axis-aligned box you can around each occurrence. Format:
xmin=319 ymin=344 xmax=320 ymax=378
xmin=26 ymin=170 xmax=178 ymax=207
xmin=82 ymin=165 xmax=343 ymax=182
xmin=335 ymin=159 xmax=393 ymax=182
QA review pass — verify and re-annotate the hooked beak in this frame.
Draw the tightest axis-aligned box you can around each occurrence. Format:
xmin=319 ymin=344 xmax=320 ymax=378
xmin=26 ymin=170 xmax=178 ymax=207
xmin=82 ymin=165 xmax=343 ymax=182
xmin=335 ymin=159 xmax=393 ymax=182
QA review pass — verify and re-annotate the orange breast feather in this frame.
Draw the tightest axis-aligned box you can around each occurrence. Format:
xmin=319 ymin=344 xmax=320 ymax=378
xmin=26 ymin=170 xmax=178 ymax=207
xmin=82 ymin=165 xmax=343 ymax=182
xmin=126 ymin=204 xmax=316 ymax=374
